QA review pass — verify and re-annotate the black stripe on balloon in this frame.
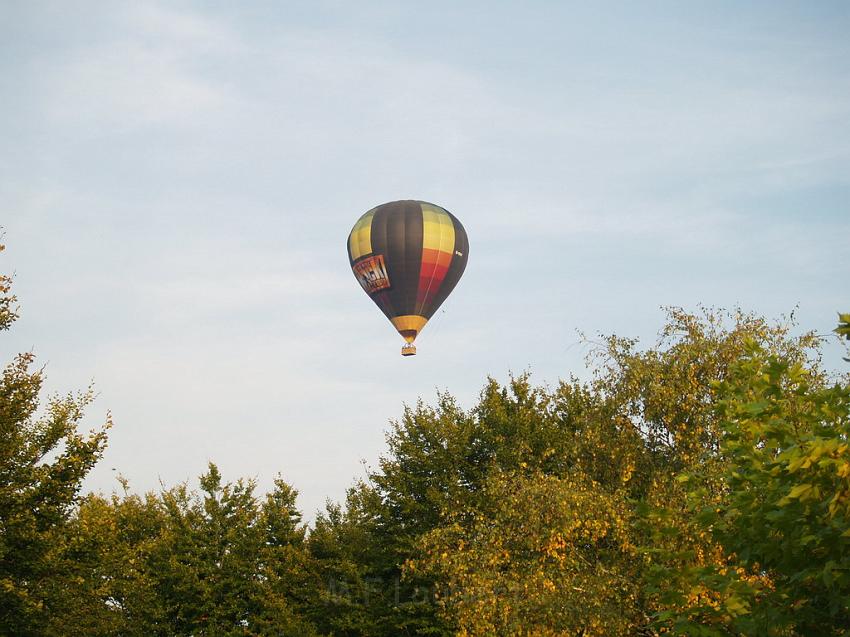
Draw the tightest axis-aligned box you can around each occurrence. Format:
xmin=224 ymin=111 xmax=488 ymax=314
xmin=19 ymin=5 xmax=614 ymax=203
xmin=405 ymin=201 xmax=425 ymax=314
xmin=422 ymin=210 xmax=468 ymax=319
xmin=380 ymin=201 xmax=423 ymax=318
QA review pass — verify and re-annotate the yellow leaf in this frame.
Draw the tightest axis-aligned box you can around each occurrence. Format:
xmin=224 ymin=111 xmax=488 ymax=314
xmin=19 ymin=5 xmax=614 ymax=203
xmin=787 ymin=484 xmax=813 ymax=499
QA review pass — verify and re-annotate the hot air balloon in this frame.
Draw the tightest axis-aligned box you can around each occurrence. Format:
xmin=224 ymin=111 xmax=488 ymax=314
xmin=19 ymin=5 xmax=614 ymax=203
xmin=347 ymin=200 xmax=469 ymax=356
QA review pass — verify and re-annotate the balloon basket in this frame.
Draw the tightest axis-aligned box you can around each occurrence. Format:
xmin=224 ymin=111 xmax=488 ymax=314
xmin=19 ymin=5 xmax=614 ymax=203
xmin=401 ymin=344 xmax=417 ymax=357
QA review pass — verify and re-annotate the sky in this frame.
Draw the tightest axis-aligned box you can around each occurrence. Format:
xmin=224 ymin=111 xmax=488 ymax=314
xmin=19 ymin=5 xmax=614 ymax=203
xmin=2 ymin=1 xmax=849 ymax=520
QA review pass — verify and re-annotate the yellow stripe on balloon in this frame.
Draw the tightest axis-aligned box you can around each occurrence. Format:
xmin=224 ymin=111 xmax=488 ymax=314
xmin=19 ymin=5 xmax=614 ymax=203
xmin=420 ymin=204 xmax=455 ymax=254
xmin=390 ymin=314 xmax=428 ymax=342
xmin=348 ymin=209 xmax=375 ymax=261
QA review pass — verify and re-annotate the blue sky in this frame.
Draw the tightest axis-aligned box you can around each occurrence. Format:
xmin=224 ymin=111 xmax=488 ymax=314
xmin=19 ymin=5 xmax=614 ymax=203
xmin=2 ymin=1 xmax=849 ymax=518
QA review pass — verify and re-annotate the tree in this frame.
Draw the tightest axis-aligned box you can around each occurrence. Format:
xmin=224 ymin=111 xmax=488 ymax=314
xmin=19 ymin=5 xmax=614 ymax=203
xmin=836 ymin=312 xmax=850 ymax=362
xmin=0 ymin=242 xmax=110 ymax=635
xmin=414 ymin=469 xmax=642 ymax=636
xmin=643 ymin=342 xmax=850 ymax=635
xmin=314 ymin=307 xmax=820 ymax=635
xmin=69 ymin=464 xmax=322 ymax=636
xmin=10 ymin=230 xmax=842 ymax=637
xmin=308 ymin=482 xmax=401 ymax=636
xmin=48 ymin=487 xmax=167 ymax=636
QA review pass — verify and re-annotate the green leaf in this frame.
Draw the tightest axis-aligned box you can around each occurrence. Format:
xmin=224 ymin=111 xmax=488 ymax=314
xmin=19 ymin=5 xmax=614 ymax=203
xmin=836 ymin=313 xmax=850 ymax=340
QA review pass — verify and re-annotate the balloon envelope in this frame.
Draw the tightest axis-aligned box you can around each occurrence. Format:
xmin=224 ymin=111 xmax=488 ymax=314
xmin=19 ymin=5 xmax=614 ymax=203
xmin=347 ymin=200 xmax=469 ymax=353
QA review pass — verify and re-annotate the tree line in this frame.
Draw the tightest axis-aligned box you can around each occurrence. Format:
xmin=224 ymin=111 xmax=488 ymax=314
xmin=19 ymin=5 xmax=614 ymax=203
xmin=2 ymin=242 xmax=849 ymax=636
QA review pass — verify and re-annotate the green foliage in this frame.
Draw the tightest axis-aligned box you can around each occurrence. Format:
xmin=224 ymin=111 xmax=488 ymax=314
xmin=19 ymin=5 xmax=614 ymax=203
xmin=312 ymin=307 xmax=821 ymax=635
xmin=6 ymin=236 xmax=848 ymax=637
xmin=67 ymin=465 xmax=321 ymax=636
xmin=1 ymin=244 xmax=319 ymax=635
xmin=308 ymin=482 xmax=412 ymax=636
xmin=837 ymin=312 xmax=850 ymax=362
xmin=643 ymin=342 xmax=850 ymax=635
xmin=718 ymin=347 xmax=850 ymax=632
xmin=836 ymin=313 xmax=850 ymax=341
xmin=0 ymin=247 xmax=110 ymax=636
xmin=0 ymin=242 xmax=17 ymax=331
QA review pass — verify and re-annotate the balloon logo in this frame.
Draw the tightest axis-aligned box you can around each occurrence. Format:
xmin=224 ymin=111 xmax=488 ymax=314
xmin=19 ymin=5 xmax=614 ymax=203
xmin=347 ymin=200 xmax=469 ymax=356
